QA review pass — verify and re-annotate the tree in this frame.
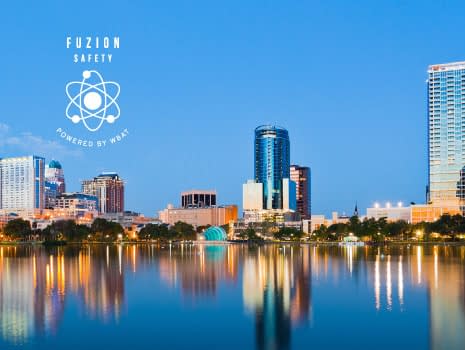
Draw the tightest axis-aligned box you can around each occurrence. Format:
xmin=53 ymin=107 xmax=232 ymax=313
xmin=327 ymin=223 xmax=348 ymax=239
xmin=91 ymin=218 xmax=124 ymax=241
xmin=196 ymin=225 xmax=211 ymax=234
xmin=4 ymin=219 xmax=32 ymax=240
xmin=312 ymin=224 xmax=330 ymax=240
xmin=348 ymin=216 xmax=362 ymax=236
xmin=238 ymin=226 xmax=262 ymax=241
xmin=172 ymin=221 xmax=196 ymax=240
xmin=385 ymin=220 xmax=409 ymax=239
xmin=42 ymin=220 xmax=91 ymax=242
xmin=273 ymin=227 xmax=304 ymax=241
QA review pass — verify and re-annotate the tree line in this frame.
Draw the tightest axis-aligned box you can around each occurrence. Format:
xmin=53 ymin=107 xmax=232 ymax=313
xmin=1 ymin=218 xmax=125 ymax=242
xmin=313 ymin=214 xmax=465 ymax=241
xmin=0 ymin=218 xmax=199 ymax=243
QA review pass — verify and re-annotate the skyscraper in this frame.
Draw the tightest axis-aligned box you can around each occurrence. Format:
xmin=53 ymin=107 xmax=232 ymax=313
xmin=290 ymin=165 xmax=311 ymax=219
xmin=82 ymin=172 xmax=124 ymax=213
xmin=427 ymin=62 xmax=465 ymax=211
xmin=254 ymin=125 xmax=292 ymax=210
xmin=0 ymin=155 xmax=45 ymax=212
xmin=45 ymin=160 xmax=66 ymax=208
xmin=243 ymin=125 xmax=296 ymax=223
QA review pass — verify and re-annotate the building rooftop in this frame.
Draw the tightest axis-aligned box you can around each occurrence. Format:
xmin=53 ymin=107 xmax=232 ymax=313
xmin=428 ymin=61 xmax=465 ymax=72
xmin=48 ymin=160 xmax=62 ymax=169
xmin=181 ymin=190 xmax=217 ymax=195
xmin=97 ymin=172 xmax=120 ymax=179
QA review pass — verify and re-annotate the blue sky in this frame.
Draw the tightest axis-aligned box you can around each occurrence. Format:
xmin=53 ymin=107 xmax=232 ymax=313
xmin=1 ymin=0 xmax=464 ymax=217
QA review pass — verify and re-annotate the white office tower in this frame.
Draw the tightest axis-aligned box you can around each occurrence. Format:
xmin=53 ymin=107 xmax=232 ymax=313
xmin=0 ymin=156 xmax=45 ymax=213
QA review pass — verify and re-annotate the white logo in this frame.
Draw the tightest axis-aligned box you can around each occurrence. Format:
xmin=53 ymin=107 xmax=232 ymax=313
xmin=66 ymin=70 xmax=120 ymax=132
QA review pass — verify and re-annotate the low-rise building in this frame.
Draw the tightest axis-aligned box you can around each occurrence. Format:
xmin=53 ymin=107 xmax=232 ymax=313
xmin=159 ymin=204 xmax=238 ymax=228
xmin=410 ymin=204 xmax=461 ymax=224
xmin=51 ymin=192 xmax=98 ymax=218
xmin=101 ymin=211 xmax=158 ymax=229
xmin=366 ymin=203 xmax=411 ymax=222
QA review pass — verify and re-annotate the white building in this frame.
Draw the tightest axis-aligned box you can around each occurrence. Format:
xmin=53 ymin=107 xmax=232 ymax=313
xmin=0 ymin=156 xmax=45 ymax=213
xmin=242 ymin=179 xmax=297 ymax=223
xmin=366 ymin=202 xmax=411 ymax=222
xmin=243 ymin=180 xmax=263 ymax=210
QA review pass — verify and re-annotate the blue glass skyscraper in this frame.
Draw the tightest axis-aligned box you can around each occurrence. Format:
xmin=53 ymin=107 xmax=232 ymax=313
xmin=254 ymin=125 xmax=291 ymax=210
xmin=427 ymin=62 xmax=465 ymax=208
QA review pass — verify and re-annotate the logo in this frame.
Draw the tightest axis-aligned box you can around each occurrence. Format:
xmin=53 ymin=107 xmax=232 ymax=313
xmin=56 ymin=36 xmax=129 ymax=149
xmin=65 ymin=70 xmax=120 ymax=132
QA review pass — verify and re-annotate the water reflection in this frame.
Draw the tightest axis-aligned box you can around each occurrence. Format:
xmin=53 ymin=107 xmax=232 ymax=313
xmin=0 ymin=244 xmax=464 ymax=349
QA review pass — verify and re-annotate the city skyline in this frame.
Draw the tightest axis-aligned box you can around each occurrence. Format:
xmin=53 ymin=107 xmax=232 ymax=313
xmin=1 ymin=1 xmax=465 ymax=216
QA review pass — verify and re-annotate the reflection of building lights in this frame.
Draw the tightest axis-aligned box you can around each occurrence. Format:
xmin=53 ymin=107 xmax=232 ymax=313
xmin=347 ymin=246 xmax=353 ymax=274
xmin=417 ymin=246 xmax=422 ymax=284
xmin=434 ymin=248 xmax=438 ymax=289
xmin=386 ymin=255 xmax=392 ymax=310
xmin=375 ymin=255 xmax=380 ymax=310
xmin=398 ymin=255 xmax=403 ymax=306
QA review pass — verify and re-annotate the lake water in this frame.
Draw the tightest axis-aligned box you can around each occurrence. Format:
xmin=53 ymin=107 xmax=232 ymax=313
xmin=0 ymin=243 xmax=464 ymax=350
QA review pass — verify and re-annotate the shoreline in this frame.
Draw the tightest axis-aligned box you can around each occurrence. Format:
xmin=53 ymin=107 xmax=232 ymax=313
xmin=1 ymin=240 xmax=465 ymax=247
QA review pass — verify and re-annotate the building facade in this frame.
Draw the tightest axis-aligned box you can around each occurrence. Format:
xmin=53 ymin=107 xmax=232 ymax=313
xmin=243 ymin=125 xmax=297 ymax=223
xmin=51 ymin=192 xmax=98 ymax=218
xmin=45 ymin=160 xmax=66 ymax=209
xmin=411 ymin=204 xmax=461 ymax=224
xmin=159 ymin=204 xmax=238 ymax=227
xmin=0 ymin=156 xmax=45 ymax=212
xmin=181 ymin=190 xmax=216 ymax=208
xmin=366 ymin=203 xmax=411 ymax=223
xmin=82 ymin=172 xmax=124 ymax=213
xmin=243 ymin=180 xmax=263 ymax=211
xmin=427 ymin=62 xmax=465 ymax=212
xmin=255 ymin=125 xmax=291 ymax=210
xmin=290 ymin=165 xmax=311 ymax=219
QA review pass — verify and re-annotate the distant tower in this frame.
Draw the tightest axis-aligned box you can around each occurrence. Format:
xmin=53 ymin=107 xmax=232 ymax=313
xmin=45 ymin=160 xmax=66 ymax=209
xmin=427 ymin=62 xmax=465 ymax=209
xmin=254 ymin=125 xmax=292 ymax=210
xmin=290 ymin=165 xmax=311 ymax=219
xmin=82 ymin=172 xmax=124 ymax=213
xmin=353 ymin=202 xmax=359 ymax=217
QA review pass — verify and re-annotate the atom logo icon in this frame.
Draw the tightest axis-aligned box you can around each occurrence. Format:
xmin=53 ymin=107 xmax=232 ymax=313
xmin=66 ymin=70 xmax=120 ymax=132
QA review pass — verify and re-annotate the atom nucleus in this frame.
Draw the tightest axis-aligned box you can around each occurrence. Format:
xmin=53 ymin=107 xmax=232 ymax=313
xmin=66 ymin=70 xmax=120 ymax=132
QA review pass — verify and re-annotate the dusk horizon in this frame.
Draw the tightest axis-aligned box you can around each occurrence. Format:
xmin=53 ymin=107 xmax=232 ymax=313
xmin=2 ymin=0 xmax=464 ymax=217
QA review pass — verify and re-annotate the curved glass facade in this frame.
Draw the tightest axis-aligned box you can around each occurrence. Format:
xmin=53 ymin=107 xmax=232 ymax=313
xmin=204 ymin=226 xmax=227 ymax=241
xmin=254 ymin=125 xmax=290 ymax=209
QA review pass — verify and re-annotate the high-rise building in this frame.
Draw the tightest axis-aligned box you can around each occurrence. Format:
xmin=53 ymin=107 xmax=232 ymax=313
xmin=82 ymin=172 xmax=124 ymax=213
xmin=254 ymin=125 xmax=292 ymax=210
xmin=0 ymin=155 xmax=45 ymax=212
xmin=427 ymin=62 xmax=465 ymax=211
xmin=243 ymin=126 xmax=297 ymax=223
xmin=290 ymin=165 xmax=311 ymax=219
xmin=45 ymin=160 xmax=66 ymax=208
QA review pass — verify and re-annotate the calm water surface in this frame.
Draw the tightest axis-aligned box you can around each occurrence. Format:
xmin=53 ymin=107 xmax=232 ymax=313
xmin=0 ymin=244 xmax=464 ymax=350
